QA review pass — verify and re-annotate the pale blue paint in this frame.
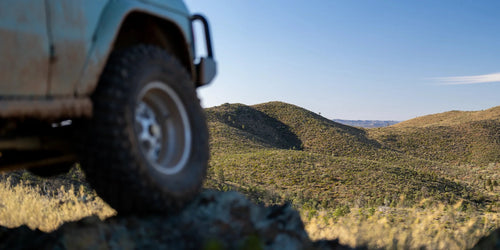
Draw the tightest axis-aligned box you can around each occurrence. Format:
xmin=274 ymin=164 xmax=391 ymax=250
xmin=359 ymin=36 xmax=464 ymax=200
xmin=0 ymin=0 xmax=198 ymax=97
xmin=0 ymin=0 xmax=50 ymax=95
xmin=77 ymin=0 xmax=194 ymax=95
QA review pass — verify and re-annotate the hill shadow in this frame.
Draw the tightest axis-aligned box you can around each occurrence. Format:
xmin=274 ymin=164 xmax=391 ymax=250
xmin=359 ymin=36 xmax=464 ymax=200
xmin=206 ymin=103 xmax=303 ymax=150
xmin=252 ymin=101 xmax=383 ymax=155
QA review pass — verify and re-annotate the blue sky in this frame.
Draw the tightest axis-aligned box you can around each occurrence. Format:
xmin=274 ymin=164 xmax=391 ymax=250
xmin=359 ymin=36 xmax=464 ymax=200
xmin=185 ymin=1 xmax=500 ymax=120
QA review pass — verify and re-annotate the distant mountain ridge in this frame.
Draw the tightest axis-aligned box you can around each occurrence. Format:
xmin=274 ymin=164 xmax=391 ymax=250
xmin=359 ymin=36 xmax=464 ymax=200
xmin=332 ymin=119 xmax=400 ymax=128
xmin=204 ymin=101 xmax=500 ymax=210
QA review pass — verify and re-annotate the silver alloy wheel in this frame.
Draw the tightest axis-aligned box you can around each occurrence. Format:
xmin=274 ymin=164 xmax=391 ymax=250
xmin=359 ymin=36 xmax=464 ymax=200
xmin=134 ymin=81 xmax=192 ymax=175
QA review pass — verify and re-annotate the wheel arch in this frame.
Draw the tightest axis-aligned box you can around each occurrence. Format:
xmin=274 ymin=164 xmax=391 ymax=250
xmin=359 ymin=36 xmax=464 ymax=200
xmin=112 ymin=12 xmax=194 ymax=75
xmin=76 ymin=4 xmax=194 ymax=96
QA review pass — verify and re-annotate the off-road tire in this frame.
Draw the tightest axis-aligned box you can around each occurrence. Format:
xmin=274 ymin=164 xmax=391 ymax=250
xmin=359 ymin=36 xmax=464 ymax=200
xmin=81 ymin=45 xmax=208 ymax=214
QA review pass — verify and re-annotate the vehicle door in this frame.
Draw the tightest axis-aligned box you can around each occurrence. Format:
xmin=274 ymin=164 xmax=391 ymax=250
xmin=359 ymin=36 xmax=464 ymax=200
xmin=45 ymin=0 xmax=108 ymax=96
xmin=0 ymin=1 xmax=50 ymax=96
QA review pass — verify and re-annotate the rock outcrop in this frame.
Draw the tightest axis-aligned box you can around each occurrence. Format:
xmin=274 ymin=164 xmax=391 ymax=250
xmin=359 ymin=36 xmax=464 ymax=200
xmin=0 ymin=190 xmax=357 ymax=249
xmin=472 ymin=227 xmax=500 ymax=250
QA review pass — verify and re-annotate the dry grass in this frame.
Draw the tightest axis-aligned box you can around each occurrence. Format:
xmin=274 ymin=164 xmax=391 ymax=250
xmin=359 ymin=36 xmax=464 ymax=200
xmin=205 ymin=102 xmax=500 ymax=249
xmin=1 ymin=102 xmax=498 ymax=249
xmin=0 ymin=177 xmax=115 ymax=232
xmin=393 ymin=106 xmax=500 ymax=128
xmin=303 ymin=201 xmax=500 ymax=249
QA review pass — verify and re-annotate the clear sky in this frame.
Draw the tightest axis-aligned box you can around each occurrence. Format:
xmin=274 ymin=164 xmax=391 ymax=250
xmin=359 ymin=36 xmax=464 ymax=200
xmin=185 ymin=0 xmax=500 ymax=121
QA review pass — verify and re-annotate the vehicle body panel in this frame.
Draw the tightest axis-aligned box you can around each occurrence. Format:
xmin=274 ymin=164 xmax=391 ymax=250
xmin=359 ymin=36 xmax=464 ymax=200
xmin=0 ymin=0 xmax=194 ymax=97
xmin=0 ymin=1 xmax=50 ymax=96
xmin=0 ymin=97 xmax=92 ymax=119
xmin=47 ymin=0 xmax=108 ymax=96
xmin=75 ymin=0 xmax=194 ymax=95
xmin=138 ymin=0 xmax=190 ymax=14
xmin=0 ymin=0 xmax=215 ymax=119
xmin=0 ymin=0 xmax=216 ymax=175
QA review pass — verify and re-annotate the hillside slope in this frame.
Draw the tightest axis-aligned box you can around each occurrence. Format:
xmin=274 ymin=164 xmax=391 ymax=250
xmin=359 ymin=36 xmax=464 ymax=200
xmin=207 ymin=102 xmax=383 ymax=157
xmin=205 ymin=102 xmax=499 ymax=210
xmin=370 ymin=106 xmax=500 ymax=164
xmin=207 ymin=102 xmax=500 ymax=164
xmin=393 ymin=106 xmax=500 ymax=128
xmin=253 ymin=102 xmax=383 ymax=156
xmin=2 ymin=102 xmax=498 ymax=250
xmin=205 ymin=103 xmax=303 ymax=153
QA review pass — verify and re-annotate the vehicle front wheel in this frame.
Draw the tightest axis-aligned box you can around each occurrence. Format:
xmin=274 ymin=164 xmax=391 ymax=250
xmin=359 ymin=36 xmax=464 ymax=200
xmin=81 ymin=45 xmax=208 ymax=214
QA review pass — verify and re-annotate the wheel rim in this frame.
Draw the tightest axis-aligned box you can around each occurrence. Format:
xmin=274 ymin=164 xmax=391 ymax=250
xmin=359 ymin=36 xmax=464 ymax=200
xmin=134 ymin=81 xmax=192 ymax=175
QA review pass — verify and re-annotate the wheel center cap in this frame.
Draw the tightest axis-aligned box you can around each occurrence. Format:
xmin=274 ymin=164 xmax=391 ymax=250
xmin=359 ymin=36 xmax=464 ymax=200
xmin=149 ymin=124 xmax=161 ymax=137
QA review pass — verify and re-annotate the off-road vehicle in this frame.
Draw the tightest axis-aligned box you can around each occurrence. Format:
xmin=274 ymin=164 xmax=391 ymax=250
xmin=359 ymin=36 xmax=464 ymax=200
xmin=0 ymin=0 xmax=216 ymax=213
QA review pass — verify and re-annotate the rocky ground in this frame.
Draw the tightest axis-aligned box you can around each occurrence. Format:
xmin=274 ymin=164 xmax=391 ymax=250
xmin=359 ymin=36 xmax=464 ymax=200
xmin=0 ymin=190 xmax=359 ymax=250
xmin=1 ymin=189 xmax=499 ymax=249
xmin=472 ymin=228 xmax=500 ymax=250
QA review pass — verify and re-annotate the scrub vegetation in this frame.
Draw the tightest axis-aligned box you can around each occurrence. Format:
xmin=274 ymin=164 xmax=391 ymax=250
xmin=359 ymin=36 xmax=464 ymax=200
xmin=0 ymin=101 xmax=499 ymax=249
xmin=0 ymin=167 xmax=115 ymax=232
xmin=204 ymin=102 xmax=500 ymax=249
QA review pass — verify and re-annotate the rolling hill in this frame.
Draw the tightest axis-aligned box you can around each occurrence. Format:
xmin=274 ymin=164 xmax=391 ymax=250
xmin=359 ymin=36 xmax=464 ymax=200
xmin=206 ymin=102 xmax=383 ymax=157
xmin=204 ymin=102 xmax=500 ymax=211
xmin=370 ymin=107 xmax=500 ymax=164
xmin=393 ymin=106 xmax=500 ymax=128
xmin=2 ymin=101 xmax=498 ymax=250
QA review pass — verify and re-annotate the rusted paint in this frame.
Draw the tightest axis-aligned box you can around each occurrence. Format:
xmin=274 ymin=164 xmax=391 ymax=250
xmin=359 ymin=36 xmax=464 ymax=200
xmin=0 ymin=154 xmax=77 ymax=172
xmin=48 ymin=40 xmax=89 ymax=95
xmin=47 ymin=0 xmax=108 ymax=95
xmin=76 ymin=1 xmax=194 ymax=95
xmin=0 ymin=97 xmax=92 ymax=119
xmin=0 ymin=136 xmax=73 ymax=151
xmin=0 ymin=0 xmax=198 ymax=121
xmin=0 ymin=1 xmax=50 ymax=95
xmin=0 ymin=137 xmax=41 ymax=151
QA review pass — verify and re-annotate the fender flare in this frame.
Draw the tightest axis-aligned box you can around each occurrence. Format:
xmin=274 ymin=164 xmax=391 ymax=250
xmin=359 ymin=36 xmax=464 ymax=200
xmin=76 ymin=1 xmax=194 ymax=96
